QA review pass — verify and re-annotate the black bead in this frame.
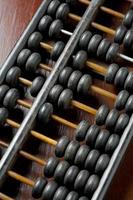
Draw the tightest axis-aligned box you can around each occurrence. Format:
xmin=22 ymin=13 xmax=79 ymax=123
xmin=65 ymin=191 xmax=79 ymax=200
xmin=114 ymin=90 xmax=129 ymax=110
xmin=105 ymin=109 xmax=119 ymax=130
xmin=55 ymin=136 xmax=70 ymax=157
xmin=84 ymin=175 xmax=99 ymax=196
xmin=32 ymin=177 xmax=47 ymax=199
xmin=28 ymin=32 xmax=43 ymax=51
xmin=25 ymin=52 xmax=41 ymax=72
xmin=114 ymin=25 xmax=127 ymax=44
xmin=38 ymin=103 xmax=53 ymax=124
xmin=17 ymin=49 xmax=31 ymax=67
xmin=74 ymin=145 xmax=90 ymax=168
xmin=97 ymin=38 xmax=111 ymax=59
xmin=64 ymin=140 xmax=80 ymax=163
xmin=77 ymin=74 xmax=92 ymax=96
xmin=3 ymin=88 xmax=20 ymax=109
xmin=58 ymin=89 xmax=73 ymax=110
xmin=67 ymin=70 xmax=82 ymax=91
xmin=85 ymin=124 xmax=100 ymax=146
xmin=84 ymin=149 xmax=100 ymax=171
xmin=123 ymin=10 xmax=133 ymax=28
xmin=87 ymin=34 xmax=102 ymax=55
xmin=59 ymin=67 xmax=73 ymax=86
xmin=38 ymin=15 xmax=53 ymax=33
xmin=51 ymin=41 xmax=65 ymax=60
xmin=30 ymin=76 xmax=45 ymax=97
xmin=95 ymin=129 xmax=110 ymax=150
xmin=105 ymin=134 xmax=120 ymax=154
xmin=114 ymin=113 xmax=129 ymax=134
xmin=73 ymin=50 xmax=88 ymax=70
xmin=95 ymin=105 xmax=109 ymax=126
xmin=64 ymin=165 xmax=79 ymax=188
xmin=124 ymin=72 xmax=133 ymax=93
xmin=74 ymin=170 xmax=89 ymax=191
xmin=44 ymin=157 xmax=59 ymax=178
xmin=105 ymin=63 xmax=119 ymax=84
xmin=56 ymin=3 xmax=70 ymax=21
xmin=48 ymin=84 xmax=63 ymax=104
xmin=54 ymin=160 xmax=70 ymax=183
xmin=53 ymin=186 xmax=68 ymax=200
xmin=75 ymin=120 xmax=90 ymax=141
xmin=123 ymin=29 xmax=133 ymax=49
xmin=42 ymin=181 xmax=58 ymax=200
xmin=106 ymin=43 xmax=119 ymax=63
xmin=0 ymin=107 xmax=9 ymax=126
xmin=125 ymin=95 xmax=133 ymax=114
xmin=6 ymin=66 xmax=21 ymax=87
xmin=49 ymin=19 xmax=63 ymax=38
xmin=95 ymin=154 xmax=110 ymax=174
xmin=114 ymin=67 xmax=128 ymax=88
xmin=0 ymin=85 xmax=10 ymax=104
xmin=79 ymin=31 xmax=92 ymax=50
xmin=47 ymin=0 xmax=60 ymax=17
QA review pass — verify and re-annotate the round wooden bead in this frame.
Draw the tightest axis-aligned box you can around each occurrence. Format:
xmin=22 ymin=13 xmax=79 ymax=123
xmin=124 ymin=72 xmax=133 ymax=93
xmin=3 ymin=88 xmax=20 ymax=109
xmin=67 ymin=70 xmax=82 ymax=91
xmin=125 ymin=95 xmax=133 ymax=114
xmin=105 ymin=63 xmax=119 ymax=84
xmin=44 ymin=157 xmax=59 ymax=178
xmin=49 ymin=19 xmax=63 ymax=38
xmin=42 ymin=181 xmax=58 ymax=200
xmin=106 ymin=43 xmax=119 ymax=63
xmin=95 ymin=154 xmax=110 ymax=174
xmin=95 ymin=105 xmax=109 ymax=126
xmin=38 ymin=103 xmax=53 ymax=124
xmin=97 ymin=38 xmax=111 ymax=59
xmin=73 ymin=50 xmax=88 ymax=70
xmin=64 ymin=140 xmax=80 ymax=163
xmin=65 ymin=191 xmax=79 ymax=200
xmin=123 ymin=10 xmax=133 ymax=28
xmin=114 ymin=113 xmax=129 ymax=134
xmin=95 ymin=129 xmax=110 ymax=150
xmin=114 ymin=90 xmax=129 ymax=110
xmin=114 ymin=25 xmax=127 ymax=44
xmin=114 ymin=67 xmax=128 ymax=88
xmin=55 ymin=136 xmax=70 ymax=157
xmin=54 ymin=160 xmax=70 ymax=183
xmin=38 ymin=15 xmax=53 ymax=33
xmin=17 ymin=49 xmax=31 ymax=67
xmin=64 ymin=165 xmax=79 ymax=187
xmin=123 ymin=29 xmax=133 ymax=49
xmin=0 ymin=85 xmax=10 ymax=104
xmin=0 ymin=107 xmax=9 ymax=126
xmin=56 ymin=3 xmax=70 ymax=21
xmin=58 ymin=89 xmax=73 ymax=110
xmin=105 ymin=109 xmax=119 ymax=130
xmin=77 ymin=74 xmax=92 ymax=96
xmin=6 ymin=66 xmax=21 ymax=87
xmin=51 ymin=41 xmax=65 ymax=60
xmin=53 ymin=186 xmax=68 ymax=200
xmin=32 ymin=177 xmax=47 ymax=199
xmin=47 ymin=0 xmax=60 ymax=17
xmin=84 ymin=149 xmax=100 ymax=171
xmin=79 ymin=31 xmax=92 ymax=50
xmin=59 ymin=67 xmax=73 ymax=86
xmin=30 ymin=76 xmax=45 ymax=97
xmin=28 ymin=32 xmax=43 ymax=51
xmin=74 ymin=145 xmax=90 ymax=167
xmin=25 ymin=52 xmax=41 ymax=72
xmin=74 ymin=170 xmax=89 ymax=191
xmin=85 ymin=124 xmax=100 ymax=146
xmin=48 ymin=84 xmax=63 ymax=104
xmin=75 ymin=120 xmax=90 ymax=141
xmin=84 ymin=175 xmax=99 ymax=196
xmin=87 ymin=34 xmax=102 ymax=55
xmin=105 ymin=134 xmax=120 ymax=154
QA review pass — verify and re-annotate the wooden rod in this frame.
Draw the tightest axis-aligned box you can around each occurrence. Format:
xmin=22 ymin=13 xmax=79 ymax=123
xmin=19 ymin=77 xmax=32 ymax=87
xmin=39 ymin=63 xmax=52 ymax=72
xmin=40 ymin=42 xmax=53 ymax=52
xmin=86 ymin=61 xmax=107 ymax=75
xmin=91 ymin=22 xmax=116 ymax=36
xmin=0 ymin=193 xmax=14 ymax=200
xmin=17 ymin=99 xmax=31 ymax=109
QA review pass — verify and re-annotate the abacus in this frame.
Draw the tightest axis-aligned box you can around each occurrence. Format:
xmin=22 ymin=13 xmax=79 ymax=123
xmin=0 ymin=0 xmax=133 ymax=199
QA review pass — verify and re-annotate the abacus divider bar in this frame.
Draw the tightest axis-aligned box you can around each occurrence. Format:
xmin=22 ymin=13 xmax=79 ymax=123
xmin=0 ymin=193 xmax=14 ymax=200
xmin=0 ymin=0 xmax=105 ymax=186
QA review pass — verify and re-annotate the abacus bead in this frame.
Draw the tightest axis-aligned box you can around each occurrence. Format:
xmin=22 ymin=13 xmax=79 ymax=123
xmin=17 ymin=49 xmax=31 ymax=67
xmin=77 ymin=74 xmax=92 ymax=95
xmin=38 ymin=15 xmax=53 ymax=33
xmin=114 ymin=114 xmax=129 ymax=134
xmin=105 ymin=109 xmax=119 ymax=130
xmin=59 ymin=67 xmax=73 ymax=86
xmin=49 ymin=19 xmax=63 ymax=38
xmin=64 ymin=165 xmax=79 ymax=187
xmin=51 ymin=41 xmax=65 ymax=60
xmin=74 ymin=170 xmax=89 ymax=191
xmin=105 ymin=63 xmax=119 ymax=84
xmin=73 ymin=50 xmax=88 ymax=70
xmin=42 ymin=181 xmax=58 ymax=200
xmin=56 ymin=3 xmax=70 ymax=21
xmin=79 ymin=197 xmax=88 ymax=200
xmin=114 ymin=90 xmax=129 ymax=110
xmin=30 ymin=76 xmax=45 ymax=97
xmin=0 ymin=85 xmax=9 ymax=104
xmin=6 ymin=67 xmax=21 ymax=87
xmin=87 ymin=34 xmax=102 ymax=55
xmin=95 ymin=105 xmax=109 ymax=126
xmin=125 ymin=95 xmax=133 ymax=113
xmin=124 ymin=72 xmax=133 ymax=93
xmin=32 ymin=177 xmax=47 ymax=199
xmin=79 ymin=31 xmax=92 ymax=50
xmin=47 ymin=0 xmax=60 ymax=17
xmin=53 ymin=186 xmax=68 ymax=200
xmin=65 ymin=191 xmax=79 ymax=200
xmin=85 ymin=124 xmax=100 ymax=146
xmin=74 ymin=145 xmax=90 ymax=167
xmin=0 ymin=107 xmax=9 ymax=126
xmin=95 ymin=129 xmax=110 ymax=150
xmin=106 ymin=43 xmax=119 ymax=63
xmin=75 ymin=120 xmax=90 ymax=141
xmin=3 ymin=88 xmax=20 ymax=109
xmin=123 ymin=10 xmax=133 ymax=28
xmin=44 ymin=157 xmax=59 ymax=178
xmin=25 ymin=53 xmax=41 ymax=72
xmin=58 ymin=89 xmax=73 ymax=110
xmin=95 ymin=154 xmax=110 ymax=174
xmin=48 ymin=85 xmax=63 ymax=104
xmin=85 ymin=150 xmax=100 ymax=171
xmin=38 ymin=103 xmax=53 ymax=124
xmin=114 ymin=25 xmax=127 ymax=44
xmin=84 ymin=175 xmax=99 ymax=196
xmin=114 ymin=67 xmax=128 ymax=88
xmin=54 ymin=160 xmax=70 ymax=183
xmin=55 ymin=136 xmax=70 ymax=157
xmin=64 ymin=140 xmax=80 ymax=163
xmin=28 ymin=32 xmax=43 ymax=51
xmin=97 ymin=38 xmax=111 ymax=59
xmin=105 ymin=134 xmax=120 ymax=154
xmin=68 ymin=70 xmax=82 ymax=91
xmin=123 ymin=29 xmax=133 ymax=49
